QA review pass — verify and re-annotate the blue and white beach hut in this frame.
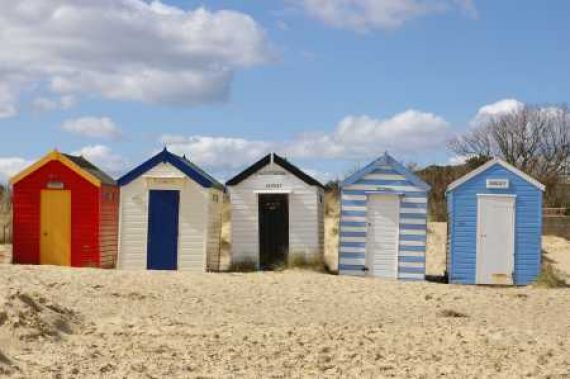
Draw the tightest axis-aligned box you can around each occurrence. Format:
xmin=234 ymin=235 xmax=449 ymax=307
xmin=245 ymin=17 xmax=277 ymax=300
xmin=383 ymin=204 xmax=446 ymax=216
xmin=446 ymin=158 xmax=545 ymax=285
xmin=338 ymin=153 xmax=430 ymax=280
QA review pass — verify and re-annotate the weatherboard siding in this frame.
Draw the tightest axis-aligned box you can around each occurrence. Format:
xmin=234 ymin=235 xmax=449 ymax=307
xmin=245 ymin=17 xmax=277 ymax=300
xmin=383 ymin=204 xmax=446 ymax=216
xmin=339 ymin=162 xmax=428 ymax=280
xmin=447 ymin=164 xmax=543 ymax=285
xmin=118 ymin=162 xmax=217 ymax=271
xmin=206 ymin=189 xmax=224 ymax=271
xmin=229 ymin=163 xmax=324 ymax=266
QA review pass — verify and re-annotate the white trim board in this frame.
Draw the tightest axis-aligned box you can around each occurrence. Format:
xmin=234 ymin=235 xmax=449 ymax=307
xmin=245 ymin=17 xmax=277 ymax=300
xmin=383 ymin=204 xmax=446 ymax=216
xmin=447 ymin=158 xmax=545 ymax=192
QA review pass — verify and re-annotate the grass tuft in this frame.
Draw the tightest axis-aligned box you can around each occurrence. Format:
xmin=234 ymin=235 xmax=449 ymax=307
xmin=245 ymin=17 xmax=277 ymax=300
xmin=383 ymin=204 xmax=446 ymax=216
xmin=229 ymin=258 xmax=258 ymax=273
xmin=286 ymin=253 xmax=327 ymax=272
xmin=534 ymin=263 xmax=567 ymax=288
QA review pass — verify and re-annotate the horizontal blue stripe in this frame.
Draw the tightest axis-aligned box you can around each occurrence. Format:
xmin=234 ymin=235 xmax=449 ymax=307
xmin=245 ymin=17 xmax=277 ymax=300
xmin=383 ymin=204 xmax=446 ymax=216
xmin=399 ymin=213 xmax=426 ymax=219
xmin=341 ymin=200 xmax=366 ymax=207
xmin=400 ymin=202 xmax=427 ymax=209
xmin=340 ymin=252 xmax=366 ymax=259
xmin=398 ymin=266 xmax=425 ymax=274
xmin=342 ymin=189 xmax=427 ymax=197
xmin=400 ymin=223 xmax=427 ymax=230
xmin=340 ymin=242 xmax=367 ymax=248
xmin=398 ymin=275 xmax=424 ymax=281
xmin=358 ymin=179 xmax=414 ymax=187
xmin=339 ymin=264 xmax=365 ymax=271
xmin=341 ymin=221 xmax=367 ymax=228
xmin=341 ymin=231 xmax=366 ymax=238
xmin=399 ymin=255 xmax=425 ymax=263
xmin=342 ymin=210 xmax=366 ymax=217
xmin=398 ymin=245 xmax=425 ymax=252
xmin=371 ymin=168 xmax=399 ymax=175
xmin=399 ymin=234 xmax=426 ymax=241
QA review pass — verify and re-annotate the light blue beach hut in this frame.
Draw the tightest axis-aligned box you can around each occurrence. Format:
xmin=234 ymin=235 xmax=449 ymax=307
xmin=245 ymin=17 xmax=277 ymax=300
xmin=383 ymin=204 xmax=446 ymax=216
xmin=446 ymin=158 xmax=545 ymax=285
xmin=338 ymin=153 xmax=430 ymax=280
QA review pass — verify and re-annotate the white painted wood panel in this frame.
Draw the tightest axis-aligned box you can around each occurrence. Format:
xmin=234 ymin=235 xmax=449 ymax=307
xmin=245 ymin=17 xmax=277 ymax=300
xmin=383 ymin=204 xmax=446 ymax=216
xmin=476 ymin=195 xmax=515 ymax=285
xmin=366 ymin=195 xmax=399 ymax=278
xmin=229 ymin=162 xmax=323 ymax=266
xmin=118 ymin=162 xmax=215 ymax=272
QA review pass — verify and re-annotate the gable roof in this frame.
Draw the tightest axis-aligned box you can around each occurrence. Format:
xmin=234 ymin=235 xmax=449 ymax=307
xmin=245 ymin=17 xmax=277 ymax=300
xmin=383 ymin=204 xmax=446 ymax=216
xmin=63 ymin=154 xmax=116 ymax=185
xmin=341 ymin=152 xmax=431 ymax=191
xmin=118 ymin=149 xmax=224 ymax=190
xmin=10 ymin=150 xmax=114 ymax=187
xmin=226 ymin=153 xmax=324 ymax=189
xmin=446 ymin=158 xmax=545 ymax=192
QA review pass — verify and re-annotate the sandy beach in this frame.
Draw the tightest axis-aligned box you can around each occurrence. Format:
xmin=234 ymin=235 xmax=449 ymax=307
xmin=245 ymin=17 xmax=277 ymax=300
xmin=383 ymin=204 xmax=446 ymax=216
xmin=0 ymin=264 xmax=569 ymax=378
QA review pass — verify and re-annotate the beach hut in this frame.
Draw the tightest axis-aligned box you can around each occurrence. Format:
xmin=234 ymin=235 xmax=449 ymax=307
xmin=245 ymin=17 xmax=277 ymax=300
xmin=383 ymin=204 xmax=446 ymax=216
xmin=117 ymin=149 xmax=224 ymax=271
xmin=11 ymin=150 xmax=118 ymax=267
xmin=226 ymin=153 xmax=324 ymax=269
xmin=446 ymin=158 xmax=545 ymax=285
xmin=338 ymin=153 xmax=430 ymax=280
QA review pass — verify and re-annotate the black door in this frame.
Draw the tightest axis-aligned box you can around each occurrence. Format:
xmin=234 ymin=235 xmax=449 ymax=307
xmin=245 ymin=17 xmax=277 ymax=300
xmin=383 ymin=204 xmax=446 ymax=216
xmin=258 ymin=194 xmax=289 ymax=269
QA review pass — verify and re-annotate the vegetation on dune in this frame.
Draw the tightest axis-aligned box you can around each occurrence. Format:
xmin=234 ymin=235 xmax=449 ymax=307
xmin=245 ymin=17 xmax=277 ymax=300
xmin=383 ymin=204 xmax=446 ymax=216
xmin=534 ymin=263 xmax=567 ymax=288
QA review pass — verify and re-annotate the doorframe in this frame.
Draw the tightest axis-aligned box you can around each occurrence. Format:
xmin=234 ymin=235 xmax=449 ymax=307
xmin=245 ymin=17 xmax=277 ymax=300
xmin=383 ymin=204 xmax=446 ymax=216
xmin=366 ymin=193 xmax=401 ymax=278
xmin=256 ymin=191 xmax=291 ymax=268
xmin=475 ymin=194 xmax=516 ymax=284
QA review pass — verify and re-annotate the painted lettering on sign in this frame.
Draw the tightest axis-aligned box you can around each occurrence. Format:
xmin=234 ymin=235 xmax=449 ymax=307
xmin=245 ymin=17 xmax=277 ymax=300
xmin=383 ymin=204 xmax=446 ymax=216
xmin=266 ymin=183 xmax=282 ymax=189
xmin=486 ymin=179 xmax=509 ymax=189
xmin=46 ymin=181 xmax=65 ymax=189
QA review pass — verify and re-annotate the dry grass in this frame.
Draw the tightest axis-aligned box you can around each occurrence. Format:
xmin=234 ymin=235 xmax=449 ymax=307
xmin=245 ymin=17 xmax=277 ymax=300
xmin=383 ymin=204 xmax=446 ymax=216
xmin=534 ymin=263 xmax=567 ymax=288
xmin=228 ymin=258 xmax=258 ymax=273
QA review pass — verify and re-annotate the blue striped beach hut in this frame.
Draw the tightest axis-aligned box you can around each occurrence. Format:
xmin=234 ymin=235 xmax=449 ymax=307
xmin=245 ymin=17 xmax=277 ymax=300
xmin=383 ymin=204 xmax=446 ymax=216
xmin=338 ymin=153 xmax=430 ymax=280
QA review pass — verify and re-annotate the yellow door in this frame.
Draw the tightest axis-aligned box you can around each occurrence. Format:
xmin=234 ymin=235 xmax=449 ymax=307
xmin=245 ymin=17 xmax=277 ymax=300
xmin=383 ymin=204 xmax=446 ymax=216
xmin=40 ymin=190 xmax=71 ymax=266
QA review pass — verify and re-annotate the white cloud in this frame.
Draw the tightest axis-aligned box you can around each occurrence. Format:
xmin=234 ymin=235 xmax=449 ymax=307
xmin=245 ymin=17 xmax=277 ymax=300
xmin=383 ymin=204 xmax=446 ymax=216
xmin=161 ymin=109 xmax=449 ymax=169
xmin=0 ymin=157 xmax=33 ymax=182
xmin=448 ymin=154 xmax=469 ymax=165
xmin=295 ymin=0 xmax=476 ymax=32
xmin=61 ymin=117 xmax=121 ymax=140
xmin=161 ymin=135 xmax=273 ymax=170
xmin=287 ymin=109 xmax=450 ymax=158
xmin=72 ymin=145 xmax=128 ymax=177
xmin=470 ymin=98 xmax=524 ymax=126
xmin=32 ymin=95 xmax=75 ymax=111
xmin=0 ymin=1 xmax=271 ymax=116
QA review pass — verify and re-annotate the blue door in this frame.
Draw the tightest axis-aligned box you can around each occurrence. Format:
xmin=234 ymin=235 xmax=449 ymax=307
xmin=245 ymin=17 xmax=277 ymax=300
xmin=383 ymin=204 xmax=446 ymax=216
xmin=147 ymin=190 xmax=180 ymax=270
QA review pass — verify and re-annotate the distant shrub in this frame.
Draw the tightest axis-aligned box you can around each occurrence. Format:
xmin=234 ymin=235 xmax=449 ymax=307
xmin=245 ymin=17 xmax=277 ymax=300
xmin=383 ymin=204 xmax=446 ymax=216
xmin=534 ymin=263 xmax=567 ymax=288
xmin=229 ymin=258 xmax=258 ymax=273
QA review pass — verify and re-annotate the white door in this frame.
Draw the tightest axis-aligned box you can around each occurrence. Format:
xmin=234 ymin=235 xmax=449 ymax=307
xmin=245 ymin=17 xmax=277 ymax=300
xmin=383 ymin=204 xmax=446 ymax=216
xmin=366 ymin=195 xmax=400 ymax=278
xmin=477 ymin=195 xmax=515 ymax=285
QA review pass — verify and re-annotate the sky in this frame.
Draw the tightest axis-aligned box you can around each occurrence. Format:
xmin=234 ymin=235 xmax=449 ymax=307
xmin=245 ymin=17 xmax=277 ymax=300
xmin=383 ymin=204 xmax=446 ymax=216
xmin=0 ymin=0 xmax=569 ymax=183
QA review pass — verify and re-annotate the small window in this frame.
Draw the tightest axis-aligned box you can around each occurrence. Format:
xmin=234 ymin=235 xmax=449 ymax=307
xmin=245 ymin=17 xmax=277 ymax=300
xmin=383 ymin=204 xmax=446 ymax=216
xmin=212 ymin=194 xmax=219 ymax=202
xmin=104 ymin=192 xmax=114 ymax=201
xmin=319 ymin=193 xmax=323 ymax=204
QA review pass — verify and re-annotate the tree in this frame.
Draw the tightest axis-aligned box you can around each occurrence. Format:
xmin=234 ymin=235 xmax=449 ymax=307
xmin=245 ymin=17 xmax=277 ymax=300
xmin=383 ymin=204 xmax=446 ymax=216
xmin=449 ymin=104 xmax=570 ymax=206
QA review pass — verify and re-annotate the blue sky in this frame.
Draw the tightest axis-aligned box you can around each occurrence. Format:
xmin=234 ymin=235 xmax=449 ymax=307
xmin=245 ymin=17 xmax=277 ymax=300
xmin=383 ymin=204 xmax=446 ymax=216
xmin=0 ymin=0 xmax=569 ymax=182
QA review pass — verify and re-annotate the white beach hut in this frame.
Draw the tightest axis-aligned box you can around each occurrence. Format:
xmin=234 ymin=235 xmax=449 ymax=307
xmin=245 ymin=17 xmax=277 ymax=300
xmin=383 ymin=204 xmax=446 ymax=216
xmin=117 ymin=149 xmax=224 ymax=271
xmin=226 ymin=153 xmax=325 ymax=269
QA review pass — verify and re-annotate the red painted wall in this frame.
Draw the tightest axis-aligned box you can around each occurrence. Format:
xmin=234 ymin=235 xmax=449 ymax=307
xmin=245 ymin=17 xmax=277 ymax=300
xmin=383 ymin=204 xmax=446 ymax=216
xmin=13 ymin=160 xmax=104 ymax=267
xmin=99 ymin=185 xmax=119 ymax=268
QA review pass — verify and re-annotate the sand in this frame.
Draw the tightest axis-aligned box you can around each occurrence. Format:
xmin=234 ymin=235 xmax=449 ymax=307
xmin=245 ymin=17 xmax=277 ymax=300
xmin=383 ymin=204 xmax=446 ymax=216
xmin=1 ymin=195 xmax=569 ymax=377
xmin=0 ymin=266 xmax=569 ymax=378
